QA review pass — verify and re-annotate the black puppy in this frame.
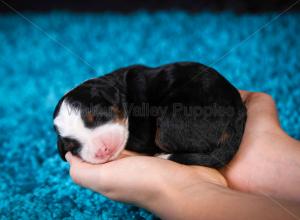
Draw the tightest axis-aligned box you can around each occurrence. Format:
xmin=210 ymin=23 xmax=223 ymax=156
xmin=53 ymin=62 xmax=246 ymax=168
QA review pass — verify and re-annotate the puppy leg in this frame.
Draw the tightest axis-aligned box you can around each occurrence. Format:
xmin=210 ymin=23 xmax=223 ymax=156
xmin=155 ymin=110 xmax=243 ymax=168
xmin=155 ymin=152 xmax=229 ymax=168
xmin=155 ymin=153 xmax=172 ymax=159
xmin=168 ymin=153 xmax=226 ymax=168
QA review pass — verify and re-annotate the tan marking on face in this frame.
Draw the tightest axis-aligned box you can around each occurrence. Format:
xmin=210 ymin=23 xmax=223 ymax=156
xmin=111 ymin=106 xmax=126 ymax=125
xmin=86 ymin=112 xmax=95 ymax=123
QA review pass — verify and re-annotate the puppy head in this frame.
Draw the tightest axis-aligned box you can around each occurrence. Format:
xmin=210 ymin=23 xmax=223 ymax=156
xmin=53 ymin=79 xmax=128 ymax=164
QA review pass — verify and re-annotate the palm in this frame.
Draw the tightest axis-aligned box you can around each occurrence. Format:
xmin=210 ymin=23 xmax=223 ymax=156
xmin=220 ymin=92 xmax=298 ymax=195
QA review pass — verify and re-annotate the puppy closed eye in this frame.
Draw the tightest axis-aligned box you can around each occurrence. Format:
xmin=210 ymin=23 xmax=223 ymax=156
xmin=86 ymin=112 xmax=95 ymax=123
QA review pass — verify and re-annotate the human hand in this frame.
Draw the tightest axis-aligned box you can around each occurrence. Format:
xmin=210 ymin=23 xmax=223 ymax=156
xmin=221 ymin=91 xmax=300 ymax=202
xmin=66 ymin=150 xmax=300 ymax=220
xmin=64 ymin=90 xmax=300 ymax=219
xmin=65 ymin=150 xmax=226 ymax=205
xmin=65 ymin=90 xmax=300 ymax=204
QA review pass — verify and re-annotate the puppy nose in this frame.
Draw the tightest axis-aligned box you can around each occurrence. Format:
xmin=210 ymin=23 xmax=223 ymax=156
xmin=95 ymin=146 xmax=111 ymax=158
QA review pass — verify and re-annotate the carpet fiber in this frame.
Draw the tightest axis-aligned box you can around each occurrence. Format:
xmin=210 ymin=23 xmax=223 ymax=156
xmin=0 ymin=11 xmax=299 ymax=219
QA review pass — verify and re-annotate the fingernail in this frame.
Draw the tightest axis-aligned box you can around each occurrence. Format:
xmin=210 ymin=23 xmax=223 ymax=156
xmin=65 ymin=152 xmax=71 ymax=162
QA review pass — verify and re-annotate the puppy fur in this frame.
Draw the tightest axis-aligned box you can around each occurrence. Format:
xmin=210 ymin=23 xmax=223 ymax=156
xmin=53 ymin=62 xmax=247 ymax=168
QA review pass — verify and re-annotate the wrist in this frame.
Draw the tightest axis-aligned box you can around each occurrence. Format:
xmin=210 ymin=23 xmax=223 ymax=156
xmin=138 ymin=170 xmax=213 ymax=220
xmin=140 ymin=180 xmax=182 ymax=220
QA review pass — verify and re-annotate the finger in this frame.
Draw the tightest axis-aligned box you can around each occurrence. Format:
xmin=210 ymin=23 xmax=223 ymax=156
xmin=114 ymin=150 xmax=147 ymax=160
xmin=121 ymin=150 xmax=146 ymax=156
xmin=239 ymin=91 xmax=276 ymax=124
xmin=238 ymin=91 xmax=281 ymax=131
xmin=65 ymin=151 xmax=83 ymax=164
xmin=65 ymin=152 xmax=103 ymax=190
xmin=245 ymin=92 xmax=281 ymax=131
xmin=238 ymin=90 xmax=251 ymax=102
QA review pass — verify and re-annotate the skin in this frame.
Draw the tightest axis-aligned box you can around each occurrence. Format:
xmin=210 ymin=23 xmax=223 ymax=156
xmin=65 ymin=91 xmax=300 ymax=220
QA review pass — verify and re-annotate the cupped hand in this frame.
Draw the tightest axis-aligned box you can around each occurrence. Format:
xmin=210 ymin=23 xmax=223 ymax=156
xmin=221 ymin=91 xmax=300 ymax=201
xmin=65 ymin=90 xmax=300 ymax=204
xmin=65 ymin=150 xmax=226 ymax=205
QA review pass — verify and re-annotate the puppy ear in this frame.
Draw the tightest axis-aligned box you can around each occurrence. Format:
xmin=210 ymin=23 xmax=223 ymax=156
xmin=57 ymin=138 xmax=67 ymax=162
xmin=87 ymin=77 xmax=127 ymax=112
xmin=100 ymin=86 xmax=126 ymax=110
xmin=53 ymin=97 xmax=64 ymax=119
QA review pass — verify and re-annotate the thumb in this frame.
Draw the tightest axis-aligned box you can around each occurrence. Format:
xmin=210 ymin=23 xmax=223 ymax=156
xmin=65 ymin=151 xmax=85 ymax=165
xmin=65 ymin=152 xmax=103 ymax=190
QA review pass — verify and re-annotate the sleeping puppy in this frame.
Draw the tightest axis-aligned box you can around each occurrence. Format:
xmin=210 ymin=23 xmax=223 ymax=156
xmin=53 ymin=62 xmax=247 ymax=168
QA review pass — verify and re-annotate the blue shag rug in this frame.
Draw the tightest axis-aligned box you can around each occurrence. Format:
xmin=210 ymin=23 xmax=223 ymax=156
xmin=0 ymin=10 xmax=299 ymax=219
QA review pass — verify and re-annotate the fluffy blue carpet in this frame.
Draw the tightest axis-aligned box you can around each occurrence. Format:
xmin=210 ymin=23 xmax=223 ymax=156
xmin=0 ymin=11 xmax=299 ymax=219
